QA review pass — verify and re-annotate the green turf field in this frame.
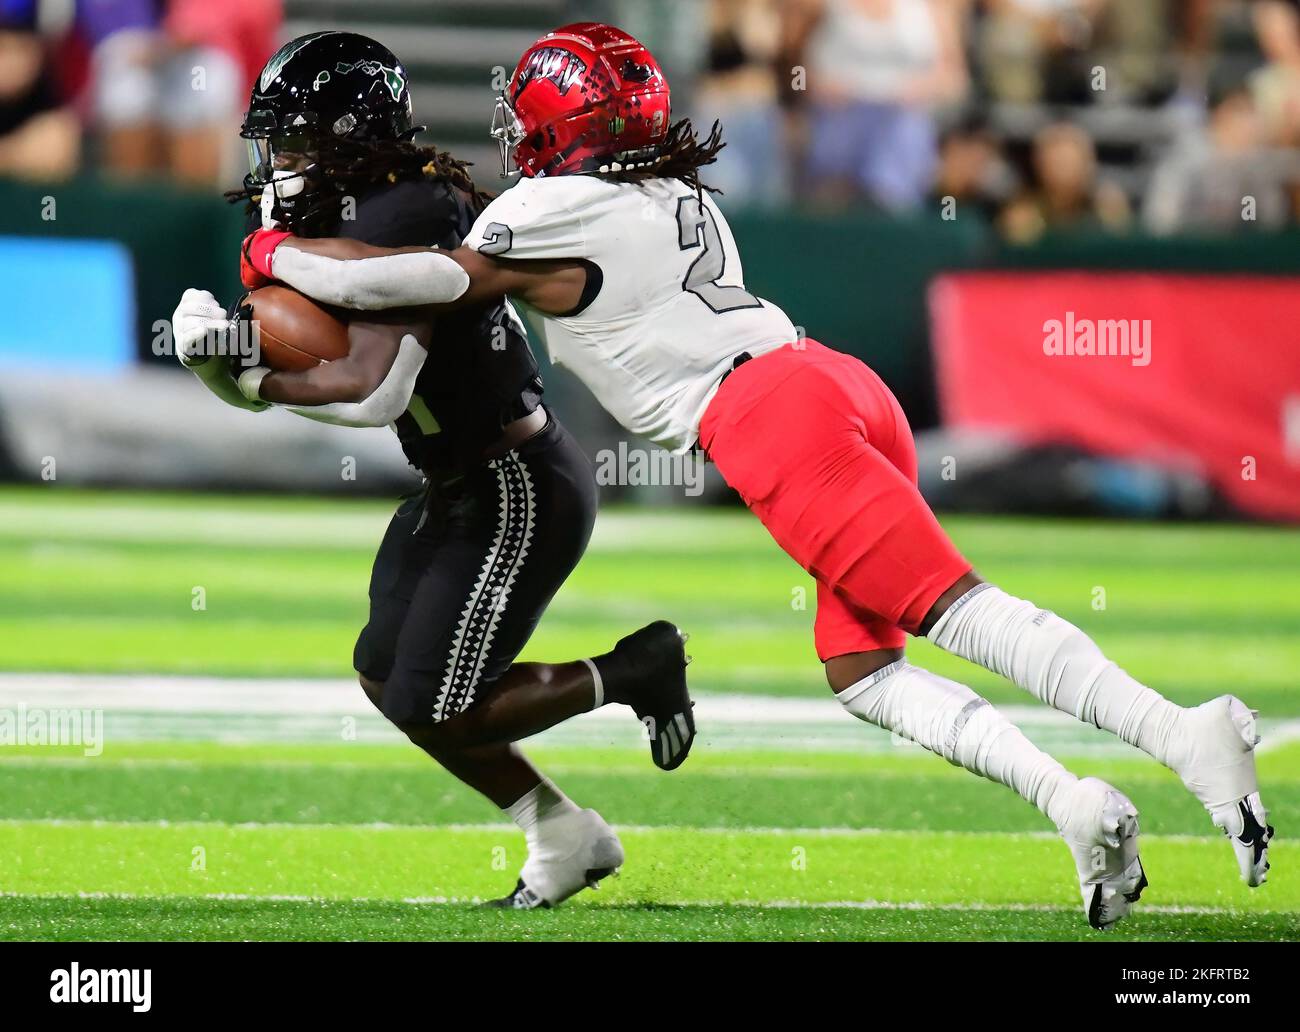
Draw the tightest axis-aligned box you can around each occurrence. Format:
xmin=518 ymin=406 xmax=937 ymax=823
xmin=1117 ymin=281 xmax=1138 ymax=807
xmin=0 ymin=487 xmax=1296 ymax=941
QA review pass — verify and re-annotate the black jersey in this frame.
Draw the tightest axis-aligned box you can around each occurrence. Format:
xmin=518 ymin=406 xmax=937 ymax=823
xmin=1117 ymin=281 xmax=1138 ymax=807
xmin=326 ymin=179 xmax=543 ymax=474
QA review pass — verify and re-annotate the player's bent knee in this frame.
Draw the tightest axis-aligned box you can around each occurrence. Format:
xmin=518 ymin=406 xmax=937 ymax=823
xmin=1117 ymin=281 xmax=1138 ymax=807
xmin=399 ymin=713 xmax=481 ymax=756
xmin=419 ymin=708 xmax=490 ymax=749
xmin=825 ymin=649 xmax=906 ymax=694
xmin=918 ymin=570 xmax=985 ymax=637
xmin=379 ymin=682 xmax=489 ymax=750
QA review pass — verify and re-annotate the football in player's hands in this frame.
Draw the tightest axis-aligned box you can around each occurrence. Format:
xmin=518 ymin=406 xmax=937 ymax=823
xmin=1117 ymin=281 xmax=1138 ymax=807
xmin=241 ymin=285 xmax=350 ymax=372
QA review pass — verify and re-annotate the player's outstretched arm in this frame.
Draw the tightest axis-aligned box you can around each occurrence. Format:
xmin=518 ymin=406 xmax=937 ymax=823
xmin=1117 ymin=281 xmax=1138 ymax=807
xmin=243 ymin=230 xmax=588 ymax=315
xmin=243 ymin=229 xmax=473 ymax=311
xmin=239 ymin=310 xmax=431 ymax=429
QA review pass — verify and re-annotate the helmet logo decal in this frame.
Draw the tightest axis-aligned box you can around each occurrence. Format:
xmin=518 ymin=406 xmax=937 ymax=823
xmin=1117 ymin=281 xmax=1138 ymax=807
xmin=497 ymin=25 xmax=670 ymax=178
xmin=260 ymin=33 xmax=338 ymax=92
xmin=335 ymin=60 xmax=406 ymax=103
xmin=312 ymin=71 xmax=331 ymax=91
xmin=515 ymin=47 xmax=588 ymax=98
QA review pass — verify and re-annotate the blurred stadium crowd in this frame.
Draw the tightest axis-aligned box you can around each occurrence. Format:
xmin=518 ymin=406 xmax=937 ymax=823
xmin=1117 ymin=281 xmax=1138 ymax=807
xmin=703 ymin=0 xmax=1300 ymax=237
xmin=0 ymin=0 xmax=282 ymax=186
xmin=4 ymin=0 xmax=1300 ymax=240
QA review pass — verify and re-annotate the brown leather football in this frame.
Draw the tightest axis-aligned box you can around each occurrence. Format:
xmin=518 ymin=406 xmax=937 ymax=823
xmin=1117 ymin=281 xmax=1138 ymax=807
xmin=245 ymin=285 xmax=350 ymax=372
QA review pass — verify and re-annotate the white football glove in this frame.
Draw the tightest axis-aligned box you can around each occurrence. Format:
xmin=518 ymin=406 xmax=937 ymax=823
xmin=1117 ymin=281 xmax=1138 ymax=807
xmin=171 ymin=288 xmax=229 ymax=369
xmin=170 ymin=288 xmax=268 ymax=411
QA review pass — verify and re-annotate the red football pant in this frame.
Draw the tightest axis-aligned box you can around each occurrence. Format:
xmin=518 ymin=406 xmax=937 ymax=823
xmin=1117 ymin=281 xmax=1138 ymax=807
xmin=699 ymin=340 xmax=971 ymax=661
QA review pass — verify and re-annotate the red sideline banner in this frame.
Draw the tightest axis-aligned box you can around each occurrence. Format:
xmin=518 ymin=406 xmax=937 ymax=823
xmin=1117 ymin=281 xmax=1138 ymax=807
xmin=929 ymin=272 xmax=1300 ymax=521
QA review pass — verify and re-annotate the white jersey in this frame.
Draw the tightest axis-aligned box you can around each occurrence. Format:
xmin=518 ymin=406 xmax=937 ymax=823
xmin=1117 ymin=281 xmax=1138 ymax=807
xmin=462 ymin=175 xmax=797 ymax=453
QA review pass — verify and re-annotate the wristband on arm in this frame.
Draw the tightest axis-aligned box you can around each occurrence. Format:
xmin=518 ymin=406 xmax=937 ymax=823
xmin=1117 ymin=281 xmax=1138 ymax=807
xmin=192 ymin=356 xmax=269 ymax=412
xmin=241 ymin=229 xmax=293 ymax=286
xmin=237 ymin=366 xmax=271 ymax=404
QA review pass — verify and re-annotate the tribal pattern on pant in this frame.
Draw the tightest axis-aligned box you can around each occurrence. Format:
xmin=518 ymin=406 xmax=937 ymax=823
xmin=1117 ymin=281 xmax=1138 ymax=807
xmin=434 ymin=453 xmax=537 ymax=720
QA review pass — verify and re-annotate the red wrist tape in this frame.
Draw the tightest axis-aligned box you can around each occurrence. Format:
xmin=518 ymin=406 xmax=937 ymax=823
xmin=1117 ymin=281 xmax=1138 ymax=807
xmin=240 ymin=239 xmax=269 ymax=289
xmin=242 ymin=229 xmax=292 ymax=284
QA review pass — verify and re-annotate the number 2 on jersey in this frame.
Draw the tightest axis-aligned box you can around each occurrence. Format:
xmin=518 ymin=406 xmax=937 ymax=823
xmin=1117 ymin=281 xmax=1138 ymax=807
xmin=675 ymin=195 xmax=761 ymax=314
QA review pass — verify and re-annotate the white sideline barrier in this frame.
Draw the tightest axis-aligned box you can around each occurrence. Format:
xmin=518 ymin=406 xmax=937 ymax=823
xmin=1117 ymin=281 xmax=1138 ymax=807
xmin=0 ymin=368 xmax=420 ymax=493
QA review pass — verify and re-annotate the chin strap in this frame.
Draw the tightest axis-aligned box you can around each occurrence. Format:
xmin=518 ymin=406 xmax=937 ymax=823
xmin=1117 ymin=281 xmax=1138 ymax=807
xmin=260 ymin=167 xmax=317 ymax=230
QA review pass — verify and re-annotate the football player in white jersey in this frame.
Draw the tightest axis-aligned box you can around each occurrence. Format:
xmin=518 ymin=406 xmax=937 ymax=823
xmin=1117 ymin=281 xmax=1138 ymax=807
xmin=237 ymin=23 xmax=1272 ymax=928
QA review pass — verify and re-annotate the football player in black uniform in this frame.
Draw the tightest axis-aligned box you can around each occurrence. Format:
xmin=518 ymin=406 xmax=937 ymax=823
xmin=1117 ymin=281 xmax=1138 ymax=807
xmin=170 ymin=32 xmax=695 ymax=908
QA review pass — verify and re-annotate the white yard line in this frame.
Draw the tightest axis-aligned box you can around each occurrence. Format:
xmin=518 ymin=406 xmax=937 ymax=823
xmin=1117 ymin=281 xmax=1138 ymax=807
xmin=0 ymin=505 xmax=753 ymax=553
xmin=0 ymin=671 xmax=1106 ymax=727
xmin=0 ymin=889 xmax=1276 ymax=917
xmin=1 ymin=673 xmax=1296 ymax=755
xmin=1258 ymin=719 xmax=1300 ymax=754
xmin=0 ymin=816 xmax=1233 ymax=844
xmin=0 ymin=672 xmax=1114 ymax=753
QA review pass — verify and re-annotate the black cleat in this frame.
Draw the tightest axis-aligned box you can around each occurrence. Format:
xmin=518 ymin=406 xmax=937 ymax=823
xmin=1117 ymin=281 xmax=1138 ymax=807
xmin=483 ymin=866 xmax=619 ymax=910
xmin=607 ymin=621 xmax=695 ymax=770
xmin=483 ymin=879 xmax=550 ymax=910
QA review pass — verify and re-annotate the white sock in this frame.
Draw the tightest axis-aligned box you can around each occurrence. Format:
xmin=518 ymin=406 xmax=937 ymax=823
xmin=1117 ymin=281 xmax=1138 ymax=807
xmin=839 ymin=660 xmax=1076 ymax=827
xmin=504 ymin=779 xmax=579 ymax=845
xmin=927 ymin=584 xmax=1182 ymax=765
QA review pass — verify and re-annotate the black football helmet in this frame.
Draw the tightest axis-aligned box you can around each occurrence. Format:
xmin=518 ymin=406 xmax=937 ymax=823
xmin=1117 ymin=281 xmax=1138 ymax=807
xmin=241 ymin=31 xmax=419 ymax=225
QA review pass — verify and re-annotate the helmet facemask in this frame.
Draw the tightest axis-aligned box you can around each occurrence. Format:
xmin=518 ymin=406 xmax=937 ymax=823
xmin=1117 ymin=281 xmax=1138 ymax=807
xmin=490 ymin=92 xmax=525 ymax=178
xmin=241 ymin=127 xmax=326 ymax=230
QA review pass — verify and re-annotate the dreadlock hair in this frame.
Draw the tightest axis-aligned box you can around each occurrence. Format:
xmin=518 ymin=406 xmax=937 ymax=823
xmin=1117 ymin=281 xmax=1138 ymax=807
xmin=226 ymin=136 xmax=492 ymax=236
xmin=596 ymin=118 xmax=725 ymax=195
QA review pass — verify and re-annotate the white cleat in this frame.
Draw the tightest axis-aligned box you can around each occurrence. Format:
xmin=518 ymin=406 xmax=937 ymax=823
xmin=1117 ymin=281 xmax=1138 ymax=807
xmin=1058 ymin=777 xmax=1147 ymax=930
xmin=1169 ymin=695 xmax=1274 ymax=886
xmin=487 ymin=808 xmax=625 ymax=910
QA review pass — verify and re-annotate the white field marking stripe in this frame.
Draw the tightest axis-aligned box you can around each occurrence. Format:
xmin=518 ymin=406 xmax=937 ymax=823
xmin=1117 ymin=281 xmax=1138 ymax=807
xmin=0 ymin=673 xmax=1124 ymax=729
xmin=30 ymin=723 xmax=1146 ymax=756
xmin=5 ymin=673 xmax=1299 ymax=756
xmin=1258 ymin=719 xmax=1300 ymax=753
xmin=0 ymin=504 xmax=753 ymax=554
xmin=0 ymin=755 xmax=1219 ymax=782
xmin=0 ymin=890 xmax=1280 ymax=918
xmin=0 ymin=817 xmax=1234 ymax=844
xmin=0 ymin=506 xmax=386 ymax=549
xmin=0 ymin=748 xmax=842 ymax=769
xmin=8 ymin=672 xmax=1298 ymax=742
xmin=0 ymin=754 xmax=874 ymax=775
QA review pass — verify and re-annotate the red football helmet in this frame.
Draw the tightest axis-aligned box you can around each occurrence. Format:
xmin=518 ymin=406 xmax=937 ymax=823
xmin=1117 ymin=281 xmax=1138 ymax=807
xmin=490 ymin=22 xmax=672 ymax=178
